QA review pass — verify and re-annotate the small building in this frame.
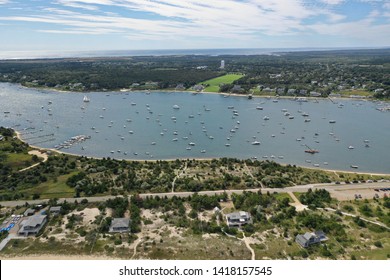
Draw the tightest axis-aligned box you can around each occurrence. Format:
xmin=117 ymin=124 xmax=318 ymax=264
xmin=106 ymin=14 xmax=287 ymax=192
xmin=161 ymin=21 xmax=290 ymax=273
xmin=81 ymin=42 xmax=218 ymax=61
xmin=18 ymin=215 xmax=47 ymax=236
xmin=23 ymin=208 xmax=35 ymax=217
xmin=299 ymin=89 xmax=307 ymax=96
xmin=287 ymin=89 xmax=296 ymax=95
xmin=109 ymin=218 xmax=130 ymax=233
xmin=295 ymin=231 xmax=327 ymax=248
xmin=231 ymin=85 xmax=244 ymax=93
xmin=175 ymin=83 xmax=185 ymax=90
xmin=193 ymin=85 xmax=204 ymax=92
xmin=310 ymin=91 xmax=322 ymax=97
xmin=49 ymin=206 xmax=62 ymax=215
xmin=225 ymin=211 xmax=252 ymax=227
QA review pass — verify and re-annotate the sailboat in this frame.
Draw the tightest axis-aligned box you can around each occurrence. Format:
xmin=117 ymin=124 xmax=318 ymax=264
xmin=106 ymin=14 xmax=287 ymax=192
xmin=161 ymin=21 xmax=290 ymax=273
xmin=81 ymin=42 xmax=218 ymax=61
xmin=83 ymin=96 xmax=90 ymax=102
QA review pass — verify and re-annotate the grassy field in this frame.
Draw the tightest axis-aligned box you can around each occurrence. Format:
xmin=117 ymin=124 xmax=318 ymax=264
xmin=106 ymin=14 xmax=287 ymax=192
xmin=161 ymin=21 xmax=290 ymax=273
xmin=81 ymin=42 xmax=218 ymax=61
xmin=200 ymin=74 xmax=244 ymax=92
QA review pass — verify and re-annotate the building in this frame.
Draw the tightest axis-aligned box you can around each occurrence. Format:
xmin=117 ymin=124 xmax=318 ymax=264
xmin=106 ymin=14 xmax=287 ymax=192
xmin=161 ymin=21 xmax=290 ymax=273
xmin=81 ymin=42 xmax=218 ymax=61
xmin=193 ymin=84 xmax=204 ymax=92
xmin=310 ymin=91 xmax=322 ymax=97
xmin=175 ymin=83 xmax=185 ymax=90
xmin=109 ymin=218 xmax=130 ymax=233
xmin=225 ymin=211 xmax=251 ymax=227
xmin=220 ymin=60 xmax=225 ymax=69
xmin=49 ymin=206 xmax=62 ymax=215
xmin=18 ymin=215 xmax=47 ymax=236
xmin=23 ymin=208 xmax=35 ymax=217
xmin=295 ymin=231 xmax=327 ymax=248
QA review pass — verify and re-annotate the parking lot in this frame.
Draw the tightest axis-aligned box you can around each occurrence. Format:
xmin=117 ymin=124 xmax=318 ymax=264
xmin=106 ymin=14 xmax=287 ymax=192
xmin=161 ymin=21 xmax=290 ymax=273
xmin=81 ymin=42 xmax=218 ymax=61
xmin=0 ymin=215 xmax=23 ymax=234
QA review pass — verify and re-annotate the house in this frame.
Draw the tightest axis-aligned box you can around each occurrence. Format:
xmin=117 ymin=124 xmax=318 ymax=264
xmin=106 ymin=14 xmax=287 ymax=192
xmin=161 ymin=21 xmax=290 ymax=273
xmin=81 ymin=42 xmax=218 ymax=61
xmin=310 ymin=91 xmax=322 ymax=97
xmin=287 ymin=89 xmax=296 ymax=95
xmin=276 ymin=88 xmax=285 ymax=95
xmin=231 ymin=85 xmax=244 ymax=93
xmin=295 ymin=231 xmax=327 ymax=248
xmin=314 ymin=230 xmax=328 ymax=242
xmin=49 ymin=206 xmax=62 ymax=215
xmin=23 ymin=208 xmax=35 ymax=217
xmin=225 ymin=211 xmax=251 ymax=227
xmin=193 ymin=85 xmax=204 ymax=92
xmin=109 ymin=218 xmax=130 ymax=233
xmin=18 ymin=215 xmax=47 ymax=236
xmin=299 ymin=89 xmax=307 ymax=96
xmin=175 ymin=84 xmax=185 ymax=90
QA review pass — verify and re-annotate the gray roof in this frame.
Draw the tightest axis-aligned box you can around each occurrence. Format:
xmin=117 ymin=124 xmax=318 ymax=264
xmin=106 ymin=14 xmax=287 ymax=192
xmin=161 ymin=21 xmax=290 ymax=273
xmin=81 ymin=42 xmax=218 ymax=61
xmin=24 ymin=208 xmax=35 ymax=215
xmin=50 ymin=206 xmax=62 ymax=212
xmin=24 ymin=215 xmax=47 ymax=228
xmin=111 ymin=218 xmax=130 ymax=228
xmin=226 ymin=211 xmax=250 ymax=220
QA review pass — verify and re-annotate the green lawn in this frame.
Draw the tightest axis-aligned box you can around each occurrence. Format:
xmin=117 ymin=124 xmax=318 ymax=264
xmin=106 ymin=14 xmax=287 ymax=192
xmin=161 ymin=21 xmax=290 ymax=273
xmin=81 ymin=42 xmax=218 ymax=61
xmin=16 ymin=172 xmax=77 ymax=199
xmin=1 ymin=153 xmax=34 ymax=171
xmin=200 ymin=74 xmax=244 ymax=92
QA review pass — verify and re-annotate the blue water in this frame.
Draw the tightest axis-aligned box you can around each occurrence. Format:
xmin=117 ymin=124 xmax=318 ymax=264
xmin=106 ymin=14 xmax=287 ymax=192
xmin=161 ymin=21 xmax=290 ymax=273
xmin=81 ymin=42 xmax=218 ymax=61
xmin=1 ymin=83 xmax=389 ymax=173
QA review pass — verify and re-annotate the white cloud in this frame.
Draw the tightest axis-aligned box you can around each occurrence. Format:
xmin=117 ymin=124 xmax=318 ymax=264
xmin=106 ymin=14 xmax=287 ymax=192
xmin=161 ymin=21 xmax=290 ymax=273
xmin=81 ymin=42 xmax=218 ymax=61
xmin=0 ymin=0 xmax=388 ymax=47
xmin=320 ymin=0 xmax=345 ymax=4
xmin=0 ymin=0 xmax=9 ymax=4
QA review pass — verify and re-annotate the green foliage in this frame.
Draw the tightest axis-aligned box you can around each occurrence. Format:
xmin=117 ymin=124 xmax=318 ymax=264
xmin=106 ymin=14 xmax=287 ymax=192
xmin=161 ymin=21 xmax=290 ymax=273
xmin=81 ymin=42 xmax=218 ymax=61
xmin=299 ymin=189 xmax=331 ymax=208
xmin=105 ymin=197 xmax=129 ymax=218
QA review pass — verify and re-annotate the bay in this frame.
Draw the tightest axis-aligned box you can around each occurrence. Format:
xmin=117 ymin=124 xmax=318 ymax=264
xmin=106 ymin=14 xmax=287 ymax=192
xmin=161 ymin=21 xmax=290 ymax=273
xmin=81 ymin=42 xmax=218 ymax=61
xmin=1 ymin=82 xmax=389 ymax=173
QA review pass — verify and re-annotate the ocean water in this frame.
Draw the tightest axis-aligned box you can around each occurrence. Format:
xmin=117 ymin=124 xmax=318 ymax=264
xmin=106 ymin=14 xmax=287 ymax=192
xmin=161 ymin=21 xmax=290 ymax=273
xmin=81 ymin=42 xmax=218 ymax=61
xmin=1 ymin=83 xmax=389 ymax=173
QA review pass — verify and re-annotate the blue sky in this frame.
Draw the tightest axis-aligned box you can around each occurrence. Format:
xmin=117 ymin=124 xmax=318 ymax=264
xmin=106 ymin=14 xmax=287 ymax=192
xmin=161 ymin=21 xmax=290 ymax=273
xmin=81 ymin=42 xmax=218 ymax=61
xmin=0 ymin=0 xmax=389 ymax=58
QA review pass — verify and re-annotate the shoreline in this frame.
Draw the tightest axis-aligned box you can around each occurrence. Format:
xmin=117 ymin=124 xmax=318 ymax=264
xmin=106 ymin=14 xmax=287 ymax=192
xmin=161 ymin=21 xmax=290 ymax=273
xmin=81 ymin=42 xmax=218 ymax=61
xmin=15 ymin=82 xmax=383 ymax=102
xmin=14 ymin=130 xmax=390 ymax=177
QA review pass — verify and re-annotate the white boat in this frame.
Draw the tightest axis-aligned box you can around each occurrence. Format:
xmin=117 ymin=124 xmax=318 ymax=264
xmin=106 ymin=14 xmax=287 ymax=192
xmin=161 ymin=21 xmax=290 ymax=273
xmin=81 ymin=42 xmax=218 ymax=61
xmin=251 ymin=141 xmax=260 ymax=145
xmin=348 ymin=146 xmax=354 ymax=149
xmin=172 ymin=138 xmax=178 ymax=142
xmin=189 ymin=142 xmax=195 ymax=146
xmin=225 ymin=143 xmax=231 ymax=147
xmin=83 ymin=96 xmax=90 ymax=102
xmin=263 ymin=116 xmax=270 ymax=120
xmin=173 ymin=104 xmax=180 ymax=109
xmin=256 ymin=106 xmax=263 ymax=110
xmin=200 ymin=150 xmax=206 ymax=153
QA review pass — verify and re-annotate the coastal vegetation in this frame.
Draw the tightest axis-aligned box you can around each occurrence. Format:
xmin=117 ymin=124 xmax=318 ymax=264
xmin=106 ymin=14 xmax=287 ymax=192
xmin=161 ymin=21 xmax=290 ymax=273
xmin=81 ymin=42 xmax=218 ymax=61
xmin=0 ymin=190 xmax=388 ymax=260
xmin=0 ymin=49 xmax=388 ymax=98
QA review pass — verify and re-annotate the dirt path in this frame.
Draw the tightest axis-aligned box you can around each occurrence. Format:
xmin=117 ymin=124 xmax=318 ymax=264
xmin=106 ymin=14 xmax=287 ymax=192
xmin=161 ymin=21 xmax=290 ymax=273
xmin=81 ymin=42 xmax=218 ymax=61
xmin=319 ymin=207 xmax=390 ymax=230
xmin=131 ymin=238 xmax=143 ymax=259
xmin=171 ymin=161 xmax=188 ymax=192
xmin=18 ymin=150 xmax=48 ymax=172
xmin=242 ymin=233 xmax=256 ymax=260
xmin=244 ymin=162 xmax=264 ymax=188
xmin=288 ymin=192 xmax=308 ymax=212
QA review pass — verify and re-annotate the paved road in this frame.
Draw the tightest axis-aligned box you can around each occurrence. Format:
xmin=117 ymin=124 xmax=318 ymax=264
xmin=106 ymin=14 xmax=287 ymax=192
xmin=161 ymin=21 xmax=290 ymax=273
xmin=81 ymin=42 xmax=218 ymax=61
xmin=0 ymin=182 xmax=389 ymax=208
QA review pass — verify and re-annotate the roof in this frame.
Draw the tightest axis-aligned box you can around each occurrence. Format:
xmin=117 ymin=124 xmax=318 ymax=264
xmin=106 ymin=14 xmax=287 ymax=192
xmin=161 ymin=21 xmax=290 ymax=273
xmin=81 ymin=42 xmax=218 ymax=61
xmin=226 ymin=211 xmax=250 ymax=220
xmin=303 ymin=232 xmax=315 ymax=240
xmin=111 ymin=218 xmax=130 ymax=228
xmin=24 ymin=215 xmax=47 ymax=228
xmin=24 ymin=208 xmax=35 ymax=215
xmin=50 ymin=206 xmax=62 ymax=212
xmin=295 ymin=234 xmax=307 ymax=245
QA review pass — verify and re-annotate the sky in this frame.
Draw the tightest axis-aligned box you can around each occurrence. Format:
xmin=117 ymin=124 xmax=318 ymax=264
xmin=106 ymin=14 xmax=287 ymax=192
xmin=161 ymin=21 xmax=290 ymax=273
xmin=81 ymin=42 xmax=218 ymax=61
xmin=0 ymin=0 xmax=389 ymax=58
